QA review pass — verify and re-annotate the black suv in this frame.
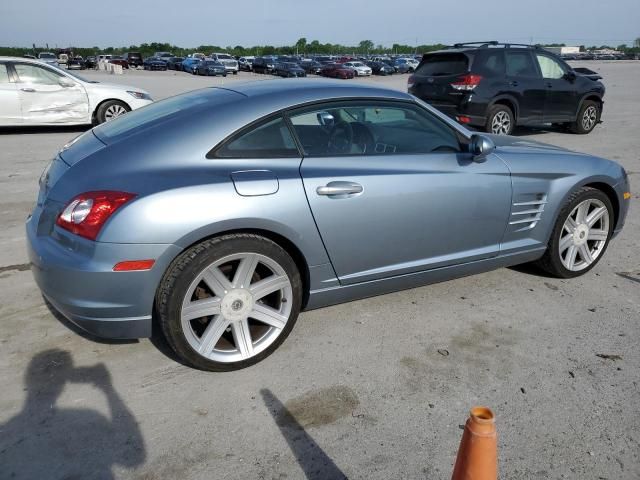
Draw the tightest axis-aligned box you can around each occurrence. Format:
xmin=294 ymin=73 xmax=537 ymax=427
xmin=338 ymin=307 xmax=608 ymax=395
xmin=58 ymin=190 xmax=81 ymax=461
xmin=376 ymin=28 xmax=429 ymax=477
xmin=408 ymin=41 xmax=605 ymax=135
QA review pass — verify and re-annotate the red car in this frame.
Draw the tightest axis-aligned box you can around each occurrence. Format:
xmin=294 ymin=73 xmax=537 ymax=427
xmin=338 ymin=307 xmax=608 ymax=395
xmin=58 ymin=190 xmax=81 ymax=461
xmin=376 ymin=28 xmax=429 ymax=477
xmin=320 ymin=63 xmax=355 ymax=79
xmin=108 ymin=57 xmax=130 ymax=69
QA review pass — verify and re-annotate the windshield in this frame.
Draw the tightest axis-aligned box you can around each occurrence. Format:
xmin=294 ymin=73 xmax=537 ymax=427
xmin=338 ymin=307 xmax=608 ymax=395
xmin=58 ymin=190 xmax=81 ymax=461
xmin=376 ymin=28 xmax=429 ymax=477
xmin=217 ymin=54 xmax=232 ymax=60
xmin=39 ymin=53 xmax=55 ymax=59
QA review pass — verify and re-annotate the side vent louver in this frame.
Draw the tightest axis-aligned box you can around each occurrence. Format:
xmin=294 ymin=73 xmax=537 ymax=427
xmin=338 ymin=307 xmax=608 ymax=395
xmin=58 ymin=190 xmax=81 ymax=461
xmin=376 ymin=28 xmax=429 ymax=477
xmin=509 ymin=194 xmax=547 ymax=231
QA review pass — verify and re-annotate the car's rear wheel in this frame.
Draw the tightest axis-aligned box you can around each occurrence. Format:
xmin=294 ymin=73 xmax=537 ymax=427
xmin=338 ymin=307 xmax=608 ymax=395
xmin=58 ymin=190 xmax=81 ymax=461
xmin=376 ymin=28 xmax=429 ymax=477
xmin=486 ymin=104 xmax=514 ymax=135
xmin=535 ymin=187 xmax=613 ymax=278
xmin=570 ymin=100 xmax=600 ymax=134
xmin=96 ymin=100 xmax=130 ymax=124
xmin=156 ymin=234 xmax=303 ymax=371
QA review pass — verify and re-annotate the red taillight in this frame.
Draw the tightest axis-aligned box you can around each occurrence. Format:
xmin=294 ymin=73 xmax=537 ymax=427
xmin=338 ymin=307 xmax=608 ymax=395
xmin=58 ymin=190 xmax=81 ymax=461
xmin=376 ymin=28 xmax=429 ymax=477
xmin=451 ymin=74 xmax=483 ymax=91
xmin=457 ymin=115 xmax=472 ymax=124
xmin=407 ymin=74 xmax=415 ymax=87
xmin=56 ymin=191 xmax=136 ymax=241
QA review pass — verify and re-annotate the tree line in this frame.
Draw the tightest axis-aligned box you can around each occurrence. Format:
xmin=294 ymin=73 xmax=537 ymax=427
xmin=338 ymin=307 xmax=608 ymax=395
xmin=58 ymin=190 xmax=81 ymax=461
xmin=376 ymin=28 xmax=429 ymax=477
xmin=1 ymin=37 xmax=638 ymax=58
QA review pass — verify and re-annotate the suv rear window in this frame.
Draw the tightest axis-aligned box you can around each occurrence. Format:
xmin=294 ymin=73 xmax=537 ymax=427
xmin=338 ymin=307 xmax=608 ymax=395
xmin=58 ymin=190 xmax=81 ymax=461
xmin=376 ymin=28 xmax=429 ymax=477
xmin=416 ymin=53 xmax=468 ymax=76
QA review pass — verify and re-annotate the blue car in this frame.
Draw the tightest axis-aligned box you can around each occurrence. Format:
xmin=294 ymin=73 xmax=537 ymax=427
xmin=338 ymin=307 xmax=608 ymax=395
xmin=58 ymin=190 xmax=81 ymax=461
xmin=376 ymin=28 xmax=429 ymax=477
xmin=27 ymin=80 xmax=630 ymax=371
xmin=181 ymin=57 xmax=202 ymax=75
xmin=195 ymin=60 xmax=227 ymax=77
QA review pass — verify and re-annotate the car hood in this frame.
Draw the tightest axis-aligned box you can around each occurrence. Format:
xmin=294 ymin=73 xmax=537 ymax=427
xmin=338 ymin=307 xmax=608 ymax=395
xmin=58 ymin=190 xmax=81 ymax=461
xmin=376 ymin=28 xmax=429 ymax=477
xmin=488 ymin=134 xmax=571 ymax=154
xmin=85 ymin=81 xmax=150 ymax=95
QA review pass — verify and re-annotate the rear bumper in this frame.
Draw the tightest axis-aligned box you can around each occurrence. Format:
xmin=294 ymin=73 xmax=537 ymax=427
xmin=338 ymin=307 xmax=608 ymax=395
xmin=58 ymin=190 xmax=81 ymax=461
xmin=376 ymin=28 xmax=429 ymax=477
xmin=26 ymin=214 xmax=181 ymax=339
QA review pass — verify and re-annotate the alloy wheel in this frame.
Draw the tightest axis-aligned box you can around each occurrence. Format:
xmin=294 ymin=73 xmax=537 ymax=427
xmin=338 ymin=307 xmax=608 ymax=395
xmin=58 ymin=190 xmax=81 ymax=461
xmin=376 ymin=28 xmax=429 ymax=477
xmin=491 ymin=111 xmax=511 ymax=135
xmin=558 ymin=198 xmax=609 ymax=271
xmin=180 ymin=253 xmax=293 ymax=363
xmin=582 ymin=105 xmax=598 ymax=131
xmin=104 ymin=104 xmax=128 ymax=121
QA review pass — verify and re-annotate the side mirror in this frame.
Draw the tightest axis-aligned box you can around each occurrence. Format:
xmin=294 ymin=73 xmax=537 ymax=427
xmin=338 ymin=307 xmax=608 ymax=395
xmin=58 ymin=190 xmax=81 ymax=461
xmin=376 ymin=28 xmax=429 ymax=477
xmin=564 ymin=71 xmax=576 ymax=82
xmin=58 ymin=77 xmax=75 ymax=88
xmin=470 ymin=134 xmax=496 ymax=161
xmin=317 ymin=112 xmax=335 ymax=127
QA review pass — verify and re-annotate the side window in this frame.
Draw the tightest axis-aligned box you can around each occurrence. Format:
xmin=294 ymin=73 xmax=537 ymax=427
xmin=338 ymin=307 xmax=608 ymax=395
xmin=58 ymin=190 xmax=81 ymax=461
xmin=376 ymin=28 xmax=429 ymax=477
xmin=505 ymin=52 xmax=538 ymax=77
xmin=14 ymin=64 xmax=62 ymax=85
xmin=214 ymin=116 xmax=298 ymax=158
xmin=535 ymin=54 xmax=565 ymax=79
xmin=478 ymin=51 xmax=505 ymax=76
xmin=0 ymin=64 xmax=9 ymax=83
xmin=288 ymin=102 xmax=460 ymax=157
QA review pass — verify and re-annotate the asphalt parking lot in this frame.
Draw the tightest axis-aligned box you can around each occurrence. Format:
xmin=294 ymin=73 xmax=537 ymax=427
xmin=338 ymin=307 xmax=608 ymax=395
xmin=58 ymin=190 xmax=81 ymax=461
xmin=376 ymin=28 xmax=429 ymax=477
xmin=0 ymin=62 xmax=638 ymax=479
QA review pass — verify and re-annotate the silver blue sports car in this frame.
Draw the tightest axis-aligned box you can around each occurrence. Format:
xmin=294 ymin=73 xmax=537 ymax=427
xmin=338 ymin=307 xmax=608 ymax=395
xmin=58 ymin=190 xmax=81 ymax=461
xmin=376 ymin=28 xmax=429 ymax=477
xmin=27 ymin=79 xmax=631 ymax=371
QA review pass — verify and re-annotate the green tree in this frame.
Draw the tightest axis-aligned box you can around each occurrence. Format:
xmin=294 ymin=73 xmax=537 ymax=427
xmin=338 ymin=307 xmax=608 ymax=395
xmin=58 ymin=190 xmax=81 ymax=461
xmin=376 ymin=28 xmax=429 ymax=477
xmin=359 ymin=40 xmax=374 ymax=53
xmin=295 ymin=37 xmax=307 ymax=54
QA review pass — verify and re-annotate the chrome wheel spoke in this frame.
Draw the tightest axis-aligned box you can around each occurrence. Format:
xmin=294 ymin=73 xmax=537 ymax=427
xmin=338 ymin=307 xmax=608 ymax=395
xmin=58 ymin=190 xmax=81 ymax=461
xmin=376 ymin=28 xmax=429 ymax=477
xmin=578 ymin=244 xmax=593 ymax=264
xmin=575 ymin=203 xmax=589 ymax=223
xmin=586 ymin=206 xmax=606 ymax=227
xmin=588 ymin=229 xmax=608 ymax=241
xmin=197 ymin=315 xmax=230 ymax=355
xmin=250 ymin=304 xmax=287 ymax=329
xmin=202 ymin=266 xmax=233 ymax=296
xmin=559 ymin=234 xmax=573 ymax=253
xmin=182 ymin=297 xmax=221 ymax=321
xmin=565 ymin=245 xmax=578 ymax=270
xmin=565 ymin=216 xmax=578 ymax=232
xmin=231 ymin=319 xmax=254 ymax=359
xmin=233 ymin=254 xmax=259 ymax=289
xmin=250 ymin=275 xmax=290 ymax=301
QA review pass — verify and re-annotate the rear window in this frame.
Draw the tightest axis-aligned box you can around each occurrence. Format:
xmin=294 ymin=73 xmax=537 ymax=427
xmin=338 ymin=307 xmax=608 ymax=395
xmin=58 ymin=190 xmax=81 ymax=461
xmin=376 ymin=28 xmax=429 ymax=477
xmin=93 ymin=89 xmax=242 ymax=143
xmin=416 ymin=53 xmax=468 ymax=76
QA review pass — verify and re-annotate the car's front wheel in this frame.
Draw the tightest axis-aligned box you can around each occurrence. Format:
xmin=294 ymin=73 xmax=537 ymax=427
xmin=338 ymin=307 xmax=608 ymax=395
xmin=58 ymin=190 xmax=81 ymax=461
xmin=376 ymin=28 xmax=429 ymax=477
xmin=96 ymin=100 xmax=130 ymax=124
xmin=486 ymin=104 xmax=514 ymax=135
xmin=156 ymin=234 xmax=303 ymax=371
xmin=570 ymin=100 xmax=600 ymax=134
xmin=535 ymin=187 xmax=613 ymax=278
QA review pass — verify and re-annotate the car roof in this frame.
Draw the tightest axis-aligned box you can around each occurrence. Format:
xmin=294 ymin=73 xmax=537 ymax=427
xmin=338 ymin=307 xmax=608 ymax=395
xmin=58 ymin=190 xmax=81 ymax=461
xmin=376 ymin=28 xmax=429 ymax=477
xmin=219 ymin=79 xmax=411 ymax=103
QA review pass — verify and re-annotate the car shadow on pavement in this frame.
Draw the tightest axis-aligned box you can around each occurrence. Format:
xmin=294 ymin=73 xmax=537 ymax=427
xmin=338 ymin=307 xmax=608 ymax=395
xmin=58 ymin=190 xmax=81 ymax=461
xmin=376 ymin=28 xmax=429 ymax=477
xmin=261 ymin=388 xmax=347 ymax=480
xmin=43 ymin=295 xmax=139 ymax=345
xmin=0 ymin=125 xmax=90 ymax=135
xmin=0 ymin=348 xmax=146 ymax=479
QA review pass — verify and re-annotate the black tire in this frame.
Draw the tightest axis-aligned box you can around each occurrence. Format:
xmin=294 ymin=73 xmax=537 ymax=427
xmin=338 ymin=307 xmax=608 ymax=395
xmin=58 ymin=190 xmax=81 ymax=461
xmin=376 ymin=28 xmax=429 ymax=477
xmin=485 ymin=104 xmax=515 ymax=135
xmin=570 ymin=100 xmax=600 ymax=134
xmin=95 ymin=100 xmax=130 ymax=124
xmin=534 ymin=187 xmax=614 ymax=278
xmin=156 ymin=234 xmax=303 ymax=371
xmin=233 ymin=70 xmax=237 ymax=75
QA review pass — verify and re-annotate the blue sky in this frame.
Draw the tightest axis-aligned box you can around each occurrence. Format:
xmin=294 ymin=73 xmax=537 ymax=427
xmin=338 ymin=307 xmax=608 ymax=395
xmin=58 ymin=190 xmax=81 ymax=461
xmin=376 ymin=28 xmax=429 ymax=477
xmin=1 ymin=0 xmax=638 ymax=47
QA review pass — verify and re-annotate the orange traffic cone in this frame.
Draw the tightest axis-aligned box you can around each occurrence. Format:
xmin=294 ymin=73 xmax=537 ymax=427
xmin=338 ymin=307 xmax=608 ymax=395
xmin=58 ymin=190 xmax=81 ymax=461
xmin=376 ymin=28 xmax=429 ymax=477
xmin=451 ymin=406 xmax=498 ymax=480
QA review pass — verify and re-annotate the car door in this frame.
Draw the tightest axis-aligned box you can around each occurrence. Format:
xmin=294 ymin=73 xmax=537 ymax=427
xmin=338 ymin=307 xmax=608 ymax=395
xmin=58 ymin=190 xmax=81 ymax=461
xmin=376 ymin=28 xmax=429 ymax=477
xmin=0 ymin=62 xmax=22 ymax=125
xmin=504 ymin=50 xmax=545 ymax=125
xmin=12 ymin=62 xmax=89 ymax=125
xmin=534 ymin=53 xmax=577 ymax=122
xmin=290 ymin=100 xmax=512 ymax=286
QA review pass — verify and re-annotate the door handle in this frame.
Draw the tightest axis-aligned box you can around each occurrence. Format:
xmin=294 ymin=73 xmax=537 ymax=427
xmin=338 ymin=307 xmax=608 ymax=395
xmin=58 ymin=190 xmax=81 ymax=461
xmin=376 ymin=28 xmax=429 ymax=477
xmin=20 ymin=87 xmax=36 ymax=92
xmin=509 ymin=80 xmax=518 ymax=87
xmin=546 ymin=82 xmax=553 ymax=88
xmin=316 ymin=181 xmax=363 ymax=197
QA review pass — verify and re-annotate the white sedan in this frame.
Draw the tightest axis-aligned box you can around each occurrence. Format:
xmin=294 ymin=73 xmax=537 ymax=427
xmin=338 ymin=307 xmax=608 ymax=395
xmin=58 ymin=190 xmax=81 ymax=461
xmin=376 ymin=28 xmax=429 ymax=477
xmin=0 ymin=57 xmax=153 ymax=126
xmin=342 ymin=61 xmax=372 ymax=76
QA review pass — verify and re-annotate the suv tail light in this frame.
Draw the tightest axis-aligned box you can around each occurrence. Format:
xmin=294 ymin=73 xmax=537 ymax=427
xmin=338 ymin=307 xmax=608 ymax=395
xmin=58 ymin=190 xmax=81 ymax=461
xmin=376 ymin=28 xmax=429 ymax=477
xmin=451 ymin=74 xmax=483 ymax=91
xmin=56 ymin=191 xmax=136 ymax=240
xmin=407 ymin=74 xmax=415 ymax=87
